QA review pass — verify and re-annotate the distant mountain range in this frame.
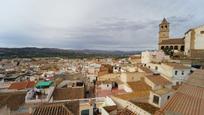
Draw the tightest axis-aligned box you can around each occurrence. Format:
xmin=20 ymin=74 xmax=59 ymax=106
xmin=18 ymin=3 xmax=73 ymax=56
xmin=0 ymin=47 xmax=142 ymax=59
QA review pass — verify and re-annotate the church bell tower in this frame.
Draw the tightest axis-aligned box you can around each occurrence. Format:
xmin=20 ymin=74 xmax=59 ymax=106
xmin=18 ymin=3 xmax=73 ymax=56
xmin=159 ymin=18 xmax=169 ymax=43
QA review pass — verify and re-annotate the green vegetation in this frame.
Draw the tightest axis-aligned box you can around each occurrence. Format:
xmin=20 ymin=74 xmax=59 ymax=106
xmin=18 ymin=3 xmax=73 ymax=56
xmin=162 ymin=47 xmax=174 ymax=56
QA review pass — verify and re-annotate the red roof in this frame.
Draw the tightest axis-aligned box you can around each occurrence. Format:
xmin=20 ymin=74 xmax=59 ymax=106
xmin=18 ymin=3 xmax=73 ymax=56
xmin=8 ymin=81 xmax=35 ymax=90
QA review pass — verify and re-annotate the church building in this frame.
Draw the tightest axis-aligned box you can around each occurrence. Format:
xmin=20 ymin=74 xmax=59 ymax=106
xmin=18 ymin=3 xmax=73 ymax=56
xmin=158 ymin=18 xmax=204 ymax=60
xmin=158 ymin=18 xmax=185 ymax=52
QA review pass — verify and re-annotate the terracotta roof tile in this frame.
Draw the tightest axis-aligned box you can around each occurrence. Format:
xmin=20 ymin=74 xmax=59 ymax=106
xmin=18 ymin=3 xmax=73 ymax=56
xmin=8 ymin=81 xmax=35 ymax=90
xmin=53 ymin=88 xmax=84 ymax=100
xmin=159 ymin=38 xmax=184 ymax=45
xmin=155 ymin=70 xmax=204 ymax=115
xmin=115 ymin=91 xmax=150 ymax=100
xmin=145 ymin=75 xmax=171 ymax=86
xmin=103 ymin=105 xmax=117 ymax=113
xmin=127 ymin=81 xmax=151 ymax=92
xmin=117 ymin=107 xmax=137 ymax=115
xmin=0 ymin=91 xmax=26 ymax=110
xmin=131 ymin=101 xmax=159 ymax=114
xmin=32 ymin=104 xmax=73 ymax=115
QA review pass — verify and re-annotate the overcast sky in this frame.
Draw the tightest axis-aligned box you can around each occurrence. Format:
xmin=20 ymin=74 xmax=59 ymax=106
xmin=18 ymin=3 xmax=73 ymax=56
xmin=0 ymin=0 xmax=204 ymax=51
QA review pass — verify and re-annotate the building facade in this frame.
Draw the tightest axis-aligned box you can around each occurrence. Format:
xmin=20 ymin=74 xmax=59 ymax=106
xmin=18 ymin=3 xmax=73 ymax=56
xmin=158 ymin=18 xmax=185 ymax=52
xmin=184 ymin=25 xmax=204 ymax=58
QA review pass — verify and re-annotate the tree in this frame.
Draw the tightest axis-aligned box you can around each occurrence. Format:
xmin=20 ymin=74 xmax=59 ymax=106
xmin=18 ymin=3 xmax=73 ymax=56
xmin=163 ymin=47 xmax=174 ymax=56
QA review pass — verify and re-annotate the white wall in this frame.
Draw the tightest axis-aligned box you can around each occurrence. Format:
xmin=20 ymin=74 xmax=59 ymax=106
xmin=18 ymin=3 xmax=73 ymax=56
xmin=159 ymin=64 xmax=173 ymax=78
xmin=121 ymin=84 xmax=133 ymax=93
xmin=141 ymin=51 xmax=151 ymax=64
xmin=185 ymin=25 xmax=204 ymax=55
xmin=194 ymin=26 xmax=204 ymax=49
xmin=99 ymin=84 xmax=112 ymax=90
xmin=184 ymin=31 xmax=191 ymax=55
xmin=120 ymin=72 xmax=144 ymax=83
xmin=160 ymin=64 xmax=191 ymax=85
xmin=149 ymin=91 xmax=174 ymax=108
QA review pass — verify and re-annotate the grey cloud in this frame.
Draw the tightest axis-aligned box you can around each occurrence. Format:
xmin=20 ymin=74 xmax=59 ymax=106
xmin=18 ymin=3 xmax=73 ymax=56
xmin=1 ymin=0 xmax=204 ymax=51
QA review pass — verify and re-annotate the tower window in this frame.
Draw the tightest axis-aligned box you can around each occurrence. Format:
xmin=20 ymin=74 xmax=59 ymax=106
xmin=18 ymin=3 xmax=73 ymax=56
xmin=165 ymin=25 xmax=168 ymax=28
xmin=161 ymin=26 xmax=163 ymax=28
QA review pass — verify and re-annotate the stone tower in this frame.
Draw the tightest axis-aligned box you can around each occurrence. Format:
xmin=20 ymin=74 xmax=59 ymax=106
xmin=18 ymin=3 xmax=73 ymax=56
xmin=159 ymin=18 xmax=169 ymax=43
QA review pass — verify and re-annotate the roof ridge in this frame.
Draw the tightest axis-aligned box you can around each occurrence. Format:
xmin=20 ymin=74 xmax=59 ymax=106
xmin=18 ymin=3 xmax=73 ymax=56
xmin=62 ymin=104 xmax=73 ymax=115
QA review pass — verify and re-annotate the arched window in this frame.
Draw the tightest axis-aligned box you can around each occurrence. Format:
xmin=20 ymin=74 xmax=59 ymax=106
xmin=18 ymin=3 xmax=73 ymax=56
xmin=180 ymin=46 xmax=184 ymax=51
xmin=174 ymin=46 xmax=178 ymax=50
xmin=170 ymin=46 xmax=173 ymax=49
xmin=161 ymin=46 xmax=164 ymax=50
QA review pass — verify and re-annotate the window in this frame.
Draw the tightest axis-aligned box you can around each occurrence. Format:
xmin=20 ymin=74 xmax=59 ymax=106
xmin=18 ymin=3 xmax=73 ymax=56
xmin=155 ymin=66 xmax=158 ymax=70
xmin=153 ymin=95 xmax=160 ymax=104
xmin=167 ymin=96 xmax=170 ymax=100
xmin=200 ymin=31 xmax=204 ymax=34
xmin=174 ymin=46 xmax=178 ymax=50
xmin=180 ymin=46 xmax=184 ymax=51
xmin=81 ymin=109 xmax=89 ymax=115
xmin=161 ymin=26 xmax=163 ymax=28
xmin=175 ymin=71 xmax=178 ymax=75
xmin=182 ymin=71 xmax=184 ymax=75
xmin=165 ymin=25 xmax=168 ymax=28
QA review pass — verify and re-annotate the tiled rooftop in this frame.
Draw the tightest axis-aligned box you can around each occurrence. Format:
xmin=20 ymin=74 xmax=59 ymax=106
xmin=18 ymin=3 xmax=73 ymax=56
xmin=155 ymin=70 xmax=204 ymax=115
xmin=163 ymin=63 xmax=190 ymax=69
xmin=117 ymin=107 xmax=137 ymax=115
xmin=96 ymin=88 xmax=127 ymax=97
xmin=131 ymin=101 xmax=159 ymax=114
xmin=8 ymin=81 xmax=35 ymax=90
xmin=115 ymin=91 xmax=150 ymax=100
xmin=0 ymin=91 xmax=26 ymax=111
xmin=127 ymin=81 xmax=151 ymax=92
xmin=53 ymin=87 xmax=84 ymax=100
xmin=159 ymin=38 xmax=184 ymax=45
xmin=32 ymin=104 xmax=73 ymax=115
xmin=32 ymin=101 xmax=79 ymax=115
xmin=145 ymin=75 xmax=171 ymax=86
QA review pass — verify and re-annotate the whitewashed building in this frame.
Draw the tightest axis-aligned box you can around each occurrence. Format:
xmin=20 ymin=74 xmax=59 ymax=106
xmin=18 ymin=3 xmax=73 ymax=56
xmin=159 ymin=63 xmax=191 ymax=85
